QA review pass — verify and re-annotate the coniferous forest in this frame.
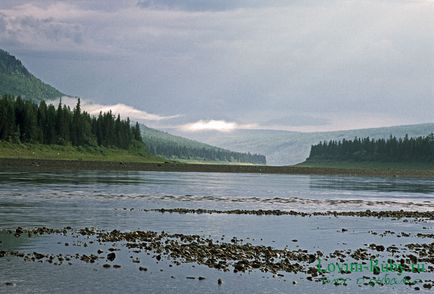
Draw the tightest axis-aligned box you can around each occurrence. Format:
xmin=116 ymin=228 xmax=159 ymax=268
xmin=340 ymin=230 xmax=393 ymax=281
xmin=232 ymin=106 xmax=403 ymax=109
xmin=0 ymin=95 xmax=142 ymax=149
xmin=0 ymin=95 xmax=266 ymax=164
xmin=146 ymin=140 xmax=266 ymax=164
xmin=307 ymin=135 xmax=434 ymax=162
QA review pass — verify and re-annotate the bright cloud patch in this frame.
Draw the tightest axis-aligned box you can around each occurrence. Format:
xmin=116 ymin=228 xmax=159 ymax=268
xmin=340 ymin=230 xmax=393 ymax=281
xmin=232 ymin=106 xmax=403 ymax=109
xmin=55 ymin=96 xmax=179 ymax=121
xmin=181 ymin=120 xmax=256 ymax=132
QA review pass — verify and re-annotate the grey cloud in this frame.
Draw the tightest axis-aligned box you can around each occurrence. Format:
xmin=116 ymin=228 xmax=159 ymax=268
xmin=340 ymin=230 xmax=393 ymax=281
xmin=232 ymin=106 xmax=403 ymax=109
xmin=0 ymin=0 xmax=132 ymax=11
xmin=136 ymin=0 xmax=285 ymax=11
xmin=0 ymin=14 xmax=6 ymax=32
xmin=0 ymin=0 xmax=433 ymax=131
xmin=262 ymin=115 xmax=331 ymax=127
xmin=11 ymin=16 xmax=83 ymax=44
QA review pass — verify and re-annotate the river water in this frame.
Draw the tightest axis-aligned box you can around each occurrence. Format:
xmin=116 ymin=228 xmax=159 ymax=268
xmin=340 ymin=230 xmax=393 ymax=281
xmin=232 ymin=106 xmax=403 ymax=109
xmin=1 ymin=171 xmax=434 ymax=293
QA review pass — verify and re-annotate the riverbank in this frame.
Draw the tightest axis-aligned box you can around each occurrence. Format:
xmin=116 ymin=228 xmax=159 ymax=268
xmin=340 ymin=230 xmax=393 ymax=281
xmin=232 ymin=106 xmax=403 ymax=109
xmin=300 ymin=160 xmax=434 ymax=171
xmin=0 ymin=141 xmax=165 ymax=163
xmin=1 ymin=157 xmax=434 ymax=178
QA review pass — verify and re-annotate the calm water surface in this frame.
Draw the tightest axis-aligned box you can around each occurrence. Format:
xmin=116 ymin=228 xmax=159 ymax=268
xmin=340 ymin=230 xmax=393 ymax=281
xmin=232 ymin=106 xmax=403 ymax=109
xmin=1 ymin=171 xmax=433 ymax=293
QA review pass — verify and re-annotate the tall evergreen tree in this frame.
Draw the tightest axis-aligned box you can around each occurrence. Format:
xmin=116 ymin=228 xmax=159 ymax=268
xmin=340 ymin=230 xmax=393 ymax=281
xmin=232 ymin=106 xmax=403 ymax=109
xmin=0 ymin=95 xmax=145 ymax=150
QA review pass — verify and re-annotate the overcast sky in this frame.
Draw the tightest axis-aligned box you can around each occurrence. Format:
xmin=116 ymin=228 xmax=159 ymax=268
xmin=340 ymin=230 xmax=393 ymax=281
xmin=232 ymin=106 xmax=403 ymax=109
xmin=0 ymin=0 xmax=433 ymax=132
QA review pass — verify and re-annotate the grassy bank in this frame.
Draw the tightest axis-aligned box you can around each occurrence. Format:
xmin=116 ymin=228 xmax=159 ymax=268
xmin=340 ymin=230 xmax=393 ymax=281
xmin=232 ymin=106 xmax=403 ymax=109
xmin=0 ymin=141 xmax=165 ymax=163
xmin=1 ymin=142 xmax=434 ymax=177
xmin=0 ymin=142 xmax=258 ymax=165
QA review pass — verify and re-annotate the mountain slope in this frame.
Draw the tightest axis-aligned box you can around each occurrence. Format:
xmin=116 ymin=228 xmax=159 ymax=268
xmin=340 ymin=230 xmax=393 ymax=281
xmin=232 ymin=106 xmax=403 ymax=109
xmin=0 ymin=49 xmax=64 ymax=101
xmin=141 ymin=125 xmax=266 ymax=164
xmin=170 ymin=123 xmax=434 ymax=165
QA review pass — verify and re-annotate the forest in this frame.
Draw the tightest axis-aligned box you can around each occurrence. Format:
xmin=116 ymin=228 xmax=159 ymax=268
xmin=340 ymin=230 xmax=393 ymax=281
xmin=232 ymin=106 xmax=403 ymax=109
xmin=145 ymin=139 xmax=266 ymax=164
xmin=307 ymin=134 xmax=434 ymax=162
xmin=0 ymin=95 xmax=142 ymax=149
xmin=0 ymin=95 xmax=266 ymax=164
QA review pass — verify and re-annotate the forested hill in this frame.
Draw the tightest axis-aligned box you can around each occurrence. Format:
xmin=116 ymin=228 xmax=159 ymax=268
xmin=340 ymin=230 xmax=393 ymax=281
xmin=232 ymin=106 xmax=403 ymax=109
xmin=141 ymin=126 xmax=266 ymax=164
xmin=0 ymin=49 xmax=266 ymax=164
xmin=0 ymin=49 xmax=64 ymax=101
xmin=306 ymin=135 xmax=434 ymax=163
xmin=173 ymin=123 xmax=434 ymax=165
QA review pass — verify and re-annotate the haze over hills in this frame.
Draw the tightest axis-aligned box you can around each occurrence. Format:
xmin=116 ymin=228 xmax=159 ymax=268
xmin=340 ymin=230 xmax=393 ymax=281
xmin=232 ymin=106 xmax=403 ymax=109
xmin=140 ymin=126 xmax=266 ymax=164
xmin=3 ymin=47 xmax=432 ymax=166
xmin=170 ymin=123 xmax=434 ymax=165
xmin=0 ymin=49 xmax=265 ymax=164
xmin=0 ymin=49 xmax=64 ymax=101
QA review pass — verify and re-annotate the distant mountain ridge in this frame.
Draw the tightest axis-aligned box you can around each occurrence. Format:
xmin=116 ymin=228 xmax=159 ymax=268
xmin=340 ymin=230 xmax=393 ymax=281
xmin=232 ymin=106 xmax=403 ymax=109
xmin=170 ymin=123 xmax=434 ymax=165
xmin=0 ymin=49 xmax=64 ymax=101
xmin=6 ymin=48 xmax=428 ymax=166
xmin=141 ymin=125 xmax=266 ymax=164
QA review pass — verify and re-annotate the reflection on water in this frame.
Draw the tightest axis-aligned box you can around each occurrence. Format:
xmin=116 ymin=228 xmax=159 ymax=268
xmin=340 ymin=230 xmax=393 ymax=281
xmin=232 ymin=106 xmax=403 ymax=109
xmin=310 ymin=175 xmax=434 ymax=194
xmin=1 ymin=171 xmax=434 ymax=196
xmin=1 ymin=171 xmax=434 ymax=293
xmin=0 ymin=231 xmax=31 ymax=250
xmin=0 ymin=171 xmax=434 ymax=225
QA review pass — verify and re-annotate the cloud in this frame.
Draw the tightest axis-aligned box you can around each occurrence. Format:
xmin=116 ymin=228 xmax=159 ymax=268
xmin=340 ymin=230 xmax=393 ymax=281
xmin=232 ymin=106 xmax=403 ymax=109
xmin=55 ymin=96 xmax=179 ymax=122
xmin=0 ymin=14 xmax=6 ymax=32
xmin=136 ymin=0 xmax=286 ymax=11
xmin=181 ymin=120 xmax=257 ymax=132
xmin=0 ymin=4 xmax=85 ymax=51
xmin=1 ymin=1 xmax=433 ymax=132
xmin=262 ymin=115 xmax=330 ymax=128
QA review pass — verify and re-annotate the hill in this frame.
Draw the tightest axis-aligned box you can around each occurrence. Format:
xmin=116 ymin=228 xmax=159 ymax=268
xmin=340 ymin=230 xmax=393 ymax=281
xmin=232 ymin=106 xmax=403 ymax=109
xmin=0 ymin=49 xmax=265 ymax=164
xmin=141 ymin=125 xmax=266 ymax=164
xmin=0 ymin=49 xmax=64 ymax=101
xmin=170 ymin=123 xmax=434 ymax=165
xmin=306 ymin=134 xmax=434 ymax=163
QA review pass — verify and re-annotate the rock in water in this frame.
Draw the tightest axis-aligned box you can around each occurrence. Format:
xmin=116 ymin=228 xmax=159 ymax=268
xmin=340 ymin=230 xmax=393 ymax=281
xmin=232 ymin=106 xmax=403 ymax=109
xmin=107 ymin=252 xmax=116 ymax=261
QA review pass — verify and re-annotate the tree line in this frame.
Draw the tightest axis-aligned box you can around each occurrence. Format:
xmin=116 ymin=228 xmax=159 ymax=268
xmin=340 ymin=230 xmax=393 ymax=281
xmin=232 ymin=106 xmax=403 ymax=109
xmin=307 ymin=134 xmax=434 ymax=162
xmin=145 ymin=140 xmax=266 ymax=164
xmin=0 ymin=95 xmax=142 ymax=149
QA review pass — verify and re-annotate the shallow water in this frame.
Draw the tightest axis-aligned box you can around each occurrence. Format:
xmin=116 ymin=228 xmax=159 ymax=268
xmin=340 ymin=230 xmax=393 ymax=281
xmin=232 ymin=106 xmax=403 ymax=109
xmin=1 ymin=171 xmax=434 ymax=293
